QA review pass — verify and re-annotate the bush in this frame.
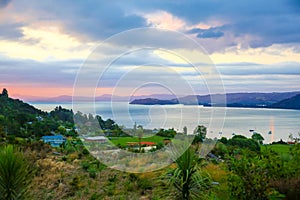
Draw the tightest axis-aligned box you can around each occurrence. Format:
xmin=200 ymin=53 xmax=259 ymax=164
xmin=81 ymin=162 xmax=90 ymax=171
xmin=227 ymin=153 xmax=283 ymax=200
xmin=88 ymin=168 xmax=97 ymax=179
xmin=0 ymin=145 xmax=33 ymax=200
xmin=227 ymin=136 xmax=260 ymax=152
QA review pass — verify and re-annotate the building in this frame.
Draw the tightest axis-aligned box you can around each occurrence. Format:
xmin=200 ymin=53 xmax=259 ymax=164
xmin=42 ymin=135 xmax=66 ymax=147
xmin=84 ymin=136 xmax=108 ymax=143
xmin=126 ymin=141 xmax=156 ymax=147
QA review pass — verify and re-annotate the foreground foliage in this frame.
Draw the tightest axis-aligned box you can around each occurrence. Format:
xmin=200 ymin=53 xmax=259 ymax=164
xmin=170 ymin=147 xmax=211 ymax=200
xmin=0 ymin=145 xmax=32 ymax=200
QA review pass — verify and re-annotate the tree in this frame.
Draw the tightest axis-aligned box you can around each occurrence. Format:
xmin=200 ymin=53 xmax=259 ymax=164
xmin=0 ymin=145 xmax=32 ymax=200
xmin=157 ymin=128 xmax=177 ymax=138
xmin=193 ymin=125 xmax=207 ymax=144
xmin=251 ymin=132 xmax=264 ymax=144
xmin=289 ymin=133 xmax=300 ymax=143
xmin=1 ymin=88 xmax=8 ymax=98
xmin=0 ymin=115 xmax=6 ymax=140
xmin=219 ymin=137 xmax=228 ymax=144
xmin=227 ymin=135 xmax=260 ymax=152
xmin=137 ymin=126 xmax=143 ymax=153
xmin=170 ymin=147 xmax=211 ymax=199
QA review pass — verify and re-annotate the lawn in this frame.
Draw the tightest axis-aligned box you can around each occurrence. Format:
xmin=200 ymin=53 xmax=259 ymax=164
xmin=109 ymin=135 xmax=169 ymax=147
xmin=261 ymin=144 xmax=291 ymax=154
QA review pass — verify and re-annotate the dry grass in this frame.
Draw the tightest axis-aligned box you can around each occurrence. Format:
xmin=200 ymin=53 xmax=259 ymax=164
xmin=26 ymin=148 xmax=177 ymax=200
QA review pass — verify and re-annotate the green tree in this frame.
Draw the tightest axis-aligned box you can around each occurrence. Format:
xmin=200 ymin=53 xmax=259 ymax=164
xmin=227 ymin=135 xmax=260 ymax=152
xmin=170 ymin=147 xmax=211 ymax=199
xmin=137 ymin=126 xmax=143 ymax=153
xmin=1 ymin=88 xmax=8 ymax=98
xmin=57 ymin=125 xmax=67 ymax=135
xmin=157 ymin=128 xmax=177 ymax=138
xmin=0 ymin=145 xmax=32 ymax=200
xmin=193 ymin=125 xmax=207 ymax=144
xmin=251 ymin=132 xmax=264 ymax=144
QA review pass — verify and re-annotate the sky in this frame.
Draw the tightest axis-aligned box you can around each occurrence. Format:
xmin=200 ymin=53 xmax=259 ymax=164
xmin=0 ymin=0 xmax=300 ymax=99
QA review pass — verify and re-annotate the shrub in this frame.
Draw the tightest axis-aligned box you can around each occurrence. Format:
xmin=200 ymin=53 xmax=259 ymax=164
xmin=170 ymin=147 xmax=211 ymax=199
xmin=0 ymin=145 xmax=33 ymax=200
xmin=227 ymin=153 xmax=283 ymax=200
xmin=81 ymin=162 xmax=90 ymax=171
xmin=88 ymin=168 xmax=97 ymax=179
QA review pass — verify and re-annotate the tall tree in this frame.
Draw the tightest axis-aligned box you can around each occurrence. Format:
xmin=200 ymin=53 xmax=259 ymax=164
xmin=1 ymin=88 xmax=8 ymax=98
xmin=193 ymin=125 xmax=207 ymax=144
xmin=137 ymin=126 xmax=143 ymax=153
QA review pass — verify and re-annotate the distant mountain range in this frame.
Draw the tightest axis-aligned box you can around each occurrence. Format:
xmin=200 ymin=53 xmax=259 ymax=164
xmin=269 ymin=94 xmax=300 ymax=109
xmin=24 ymin=94 xmax=178 ymax=103
xmin=20 ymin=91 xmax=300 ymax=110
xmin=130 ymin=91 xmax=300 ymax=110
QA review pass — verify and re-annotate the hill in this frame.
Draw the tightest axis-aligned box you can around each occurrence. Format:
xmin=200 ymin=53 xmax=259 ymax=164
xmin=0 ymin=89 xmax=45 ymax=116
xmin=270 ymin=94 xmax=300 ymax=109
xmin=130 ymin=98 xmax=179 ymax=105
xmin=178 ymin=92 xmax=300 ymax=106
xmin=0 ymin=88 xmax=74 ymax=138
xmin=130 ymin=91 xmax=300 ymax=108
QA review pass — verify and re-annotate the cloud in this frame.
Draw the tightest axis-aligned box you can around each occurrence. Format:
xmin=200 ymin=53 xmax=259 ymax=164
xmin=0 ymin=23 xmax=24 ymax=40
xmin=130 ymin=0 xmax=300 ymax=49
xmin=143 ymin=11 xmax=186 ymax=31
xmin=217 ymin=62 xmax=300 ymax=76
xmin=2 ymin=0 xmax=300 ymax=51
xmin=0 ymin=0 xmax=299 ymax=96
xmin=0 ymin=57 xmax=80 ymax=87
xmin=0 ymin=0 xmax=11 ymax=8
xmin=7 ymin=0 xmax=147 ymax=41
xmin=188 ymin=27 xmax=224 ymax=39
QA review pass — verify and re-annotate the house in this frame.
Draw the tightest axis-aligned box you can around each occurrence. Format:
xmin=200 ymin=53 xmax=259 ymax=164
xmin=126 ymin=141 xmax=156 ymax=147
xmin=84 ymin=136 xmax=108 ymax=143
xmin=287 ymin=141 xmax=296 ymax=145
xmin=42 ymin=135 xmax=66 ymax=147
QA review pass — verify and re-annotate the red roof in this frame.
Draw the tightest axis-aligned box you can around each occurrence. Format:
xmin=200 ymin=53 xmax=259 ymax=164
xmin=126 ymin=141 xmax=156 ymax=146
xmin=141 ymin=142 xmax=155 ymax=146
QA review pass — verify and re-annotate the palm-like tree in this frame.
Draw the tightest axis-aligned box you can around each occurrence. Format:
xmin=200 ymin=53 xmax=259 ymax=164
xmin=0 ymin=145 xmax=32 ymax=200
xmin=170 ymin=147 xmax=211 ymax=199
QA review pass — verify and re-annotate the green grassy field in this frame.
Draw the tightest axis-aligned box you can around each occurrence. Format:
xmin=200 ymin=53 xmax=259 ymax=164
xmin=109 ymin=135 xmax=168 ymax=147
xmin=262 ymin=144 xmax=291 ymax=154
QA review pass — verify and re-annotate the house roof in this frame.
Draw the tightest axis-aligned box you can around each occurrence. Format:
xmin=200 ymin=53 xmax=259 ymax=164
xmin=141 ymin=142 xmax=155 ymax=146
xmin=42 ymin=135 xmax=65 ymax=140
xmin=85 ymin=136 xmax=107 ymax=141
xmin=126 ymin=141 xmax=156 ymax=146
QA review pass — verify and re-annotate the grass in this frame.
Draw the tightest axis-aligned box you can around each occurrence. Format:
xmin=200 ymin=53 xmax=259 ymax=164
xmin=204 ymin=163 xmax=230 ymax=200
xmin=261 ymin=144 xmax=291 ymax=154
xmin=109 ymin=135 xmax=168 ymax=147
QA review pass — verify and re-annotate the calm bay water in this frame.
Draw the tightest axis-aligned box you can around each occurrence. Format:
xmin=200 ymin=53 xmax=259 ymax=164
xmin=31 ymin=102 xmax=300 ymax=143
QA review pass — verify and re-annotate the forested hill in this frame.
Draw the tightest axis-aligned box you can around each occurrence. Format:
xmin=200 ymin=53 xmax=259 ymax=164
xmin=130 ymin=91 xmax=300 ymax=109
xmin=270 ymin=94 xmax=300 ymax=109
xmin=0 ymin=88 xmax=74 ymax=138
xmin=0 ymin=88 xmax=45 ymax=116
